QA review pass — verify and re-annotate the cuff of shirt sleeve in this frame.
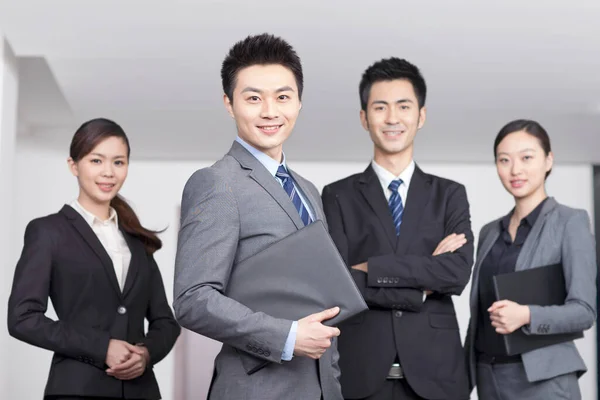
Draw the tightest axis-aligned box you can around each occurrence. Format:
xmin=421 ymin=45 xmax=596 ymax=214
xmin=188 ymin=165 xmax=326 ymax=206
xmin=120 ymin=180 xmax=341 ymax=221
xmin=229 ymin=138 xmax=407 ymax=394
xmin=281 ymin=321 xmax=298 ymax=361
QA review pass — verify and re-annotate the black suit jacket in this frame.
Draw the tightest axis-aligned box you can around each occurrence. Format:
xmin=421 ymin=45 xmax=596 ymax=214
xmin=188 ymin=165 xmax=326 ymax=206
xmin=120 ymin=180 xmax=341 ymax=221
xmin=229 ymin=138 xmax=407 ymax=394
xmin=8 ymin=205 xmax=180 ymax=400
xmin=322 ymin=165 xmax=473 ymax=400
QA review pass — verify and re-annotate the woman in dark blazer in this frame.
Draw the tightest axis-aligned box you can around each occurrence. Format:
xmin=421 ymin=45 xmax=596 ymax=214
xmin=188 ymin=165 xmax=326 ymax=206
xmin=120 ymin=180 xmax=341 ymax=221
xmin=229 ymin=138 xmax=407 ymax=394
xmin=464 ymin=120 xmax=596 ymax=400
xmin=8 ymin=118 xmax=181 ymax=400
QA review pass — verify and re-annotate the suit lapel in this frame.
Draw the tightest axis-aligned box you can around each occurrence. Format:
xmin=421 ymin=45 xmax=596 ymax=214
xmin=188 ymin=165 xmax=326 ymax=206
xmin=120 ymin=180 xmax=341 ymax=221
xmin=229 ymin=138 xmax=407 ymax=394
xmin=357 ymin=165 xmax=397 ymax=249
xmin=469 ymin=224 xmax=501 ymax=307
xmin=60 ymin=205 xmax=122 ymax=298
xmin=396 ymin=166 xmax=432 ymax=254
xmin=515 ymin=197 xmax=558 ymax=271
xmin=228 ymin=141 xmax=304 ymax=230
xmin=121 ymin=231 xmax=141 ymax=298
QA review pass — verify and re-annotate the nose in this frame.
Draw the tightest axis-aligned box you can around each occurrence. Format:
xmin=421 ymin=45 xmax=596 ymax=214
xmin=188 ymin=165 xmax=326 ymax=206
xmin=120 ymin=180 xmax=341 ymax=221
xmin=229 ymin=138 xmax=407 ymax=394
xmin=260 ymin=98 xmax=279 ymax=119
xmin=385 ymin=107 xmax=399 ymax=125
xmin=102 ymin=163 xmax=114 ymax=177
xmin=510 ymin=160 xmax=522 ymax=176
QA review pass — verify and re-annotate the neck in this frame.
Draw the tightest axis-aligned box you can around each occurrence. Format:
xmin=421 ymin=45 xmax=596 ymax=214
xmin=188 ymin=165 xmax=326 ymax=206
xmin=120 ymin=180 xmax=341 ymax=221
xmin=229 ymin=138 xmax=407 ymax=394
xmin=374 ymin=148 xmax=413 ymax=177
xmin=513 ymin=188 xmax=548 ymax=222
xmin=77 ymin=194 xmax=111 ymax=221
xmin=265 ymin=147 xmax=284 ymax=164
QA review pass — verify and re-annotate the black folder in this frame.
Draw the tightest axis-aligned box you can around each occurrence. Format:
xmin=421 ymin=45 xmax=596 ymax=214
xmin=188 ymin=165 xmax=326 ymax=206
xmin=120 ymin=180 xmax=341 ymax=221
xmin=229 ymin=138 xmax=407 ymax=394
xmin=492 ymin=263 xmax=583 ymax=355
xmin=226 ymin=219 xmax=368 ymax=327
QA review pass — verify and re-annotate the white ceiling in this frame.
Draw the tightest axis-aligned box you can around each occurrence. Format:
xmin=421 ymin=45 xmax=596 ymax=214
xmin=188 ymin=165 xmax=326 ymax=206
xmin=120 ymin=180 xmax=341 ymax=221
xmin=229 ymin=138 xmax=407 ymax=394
xmin=1 ymin=0 xmax=599 ymax=162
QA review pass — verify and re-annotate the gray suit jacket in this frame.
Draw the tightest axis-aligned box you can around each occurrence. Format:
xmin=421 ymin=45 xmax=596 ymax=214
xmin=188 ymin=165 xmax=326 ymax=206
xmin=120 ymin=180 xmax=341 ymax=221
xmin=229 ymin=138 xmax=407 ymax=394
xmin=173 ymin=141 xmax=342 ymax=400
xmin=465 ymin=197 xmax=597 ymax=388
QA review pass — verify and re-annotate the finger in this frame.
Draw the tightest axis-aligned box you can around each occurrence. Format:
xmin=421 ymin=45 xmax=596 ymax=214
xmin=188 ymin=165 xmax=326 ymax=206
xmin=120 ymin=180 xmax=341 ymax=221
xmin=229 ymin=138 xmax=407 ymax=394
xmin=311 ymin=307 xmax=340 ymax=322
xmin=488 ymin=301 xmax=508 ymax=312
xmin=108 ymin=355 xmax=138 ymax=372
xmin=327 ymin=327 xmax=341 ymax=338
xmin=434 ymin=234 xmax=456 ymax=251
xmin=124 ymin=343 xmax=145 ymax=355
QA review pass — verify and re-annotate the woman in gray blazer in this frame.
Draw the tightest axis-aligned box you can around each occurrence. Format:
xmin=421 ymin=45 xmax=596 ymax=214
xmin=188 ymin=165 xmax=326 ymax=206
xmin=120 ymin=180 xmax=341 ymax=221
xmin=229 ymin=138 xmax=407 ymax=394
xmin=464 ymin=119 xmax=596 ymax=400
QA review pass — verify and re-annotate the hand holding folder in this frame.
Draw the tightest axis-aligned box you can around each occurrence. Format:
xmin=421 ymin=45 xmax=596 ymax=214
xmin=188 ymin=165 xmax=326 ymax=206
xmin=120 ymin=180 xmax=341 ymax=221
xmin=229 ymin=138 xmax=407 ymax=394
xmin=492 ymin=263 xmax=583 ymax=355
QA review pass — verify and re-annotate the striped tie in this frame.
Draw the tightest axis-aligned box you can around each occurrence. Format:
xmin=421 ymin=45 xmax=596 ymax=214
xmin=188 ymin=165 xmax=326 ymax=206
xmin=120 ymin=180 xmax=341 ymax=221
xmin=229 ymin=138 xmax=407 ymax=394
xmin=388 ymin=179 xmax=404 ymax=236
xmin=276 ymin=165 xmax=313 ymax=226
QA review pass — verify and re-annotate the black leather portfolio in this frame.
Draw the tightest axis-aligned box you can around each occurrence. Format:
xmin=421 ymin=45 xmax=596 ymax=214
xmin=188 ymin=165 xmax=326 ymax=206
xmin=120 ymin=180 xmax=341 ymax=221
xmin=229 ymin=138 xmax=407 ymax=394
xmin=493 ymin=263 xmax=583 ymax=355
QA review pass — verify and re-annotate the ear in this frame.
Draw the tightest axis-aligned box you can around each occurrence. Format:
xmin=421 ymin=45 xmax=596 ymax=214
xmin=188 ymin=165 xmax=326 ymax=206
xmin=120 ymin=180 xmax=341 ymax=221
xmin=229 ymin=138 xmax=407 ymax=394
xmin=417 ymin=106 xmax=427 ymax=129
xmin=299 ymin=101 xmax=302 ymax=111
xmin=360 ymin=109 xmax=369 ymax=132
xmin=546 ymin=151 xmax=554 ymax=172
xmin=223 ymin=94 xmax=235 ymax=118
xmin=67 ymin=157 xmax=79 ymax=177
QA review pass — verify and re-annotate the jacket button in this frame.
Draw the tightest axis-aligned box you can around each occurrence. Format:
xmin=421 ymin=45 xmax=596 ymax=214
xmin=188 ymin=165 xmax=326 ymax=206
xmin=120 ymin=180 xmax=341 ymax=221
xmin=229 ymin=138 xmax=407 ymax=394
xmin=246 ymin=344 xmax=252 ymax=351
xmin=383 ymin=277 xmax=389 ymax=283
xmin=264 ymin=350 xmax=271 ymax=357
xmin=394 ymin=311 xmax=403 ymax=318
xmin=377 ymin=277 xmax=383 ymax=284
xmin=117 ymin=306 xmax=127 ymax=315
xmin=394 ymin=278 xmax=399 ymax=283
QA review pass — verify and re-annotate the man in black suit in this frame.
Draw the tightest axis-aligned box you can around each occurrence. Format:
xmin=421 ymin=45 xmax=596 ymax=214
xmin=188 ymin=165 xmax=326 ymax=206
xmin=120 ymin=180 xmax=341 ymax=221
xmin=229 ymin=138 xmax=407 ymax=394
xmin=322 ymin=58 xmax=473 ymax=400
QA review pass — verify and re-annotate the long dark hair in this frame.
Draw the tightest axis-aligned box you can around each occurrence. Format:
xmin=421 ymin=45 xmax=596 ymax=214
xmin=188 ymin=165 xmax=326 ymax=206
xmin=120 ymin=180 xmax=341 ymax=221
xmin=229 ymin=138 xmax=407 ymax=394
xmin=70 ymin=118 xmax=162 ymax=254
xmin=493 ymin=119 xmax=552 ymax=179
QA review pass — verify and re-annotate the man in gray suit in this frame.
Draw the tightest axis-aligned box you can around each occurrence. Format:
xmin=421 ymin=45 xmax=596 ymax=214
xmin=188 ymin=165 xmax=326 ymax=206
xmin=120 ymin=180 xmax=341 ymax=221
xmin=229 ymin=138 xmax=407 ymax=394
xmin=173 ymin=34 xmax=343 ymax=400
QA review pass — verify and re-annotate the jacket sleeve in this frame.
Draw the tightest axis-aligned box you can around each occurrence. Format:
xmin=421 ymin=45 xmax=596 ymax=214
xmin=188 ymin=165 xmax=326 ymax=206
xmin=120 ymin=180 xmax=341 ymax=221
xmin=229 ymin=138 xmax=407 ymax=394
xmin=523 ymin=210 xmax=597 ymax=335
xmin=322 ymin=185 xmax=425 ymax=312
xmin=173 ymin=168 xmax=293 ymax=365
xmin=141 ymin=255 xmax=181 ymax=365
xmin=366 ymin=184 xmax=475 ymax=296
xmin=8 ymin=219 xmax=111 ymax=369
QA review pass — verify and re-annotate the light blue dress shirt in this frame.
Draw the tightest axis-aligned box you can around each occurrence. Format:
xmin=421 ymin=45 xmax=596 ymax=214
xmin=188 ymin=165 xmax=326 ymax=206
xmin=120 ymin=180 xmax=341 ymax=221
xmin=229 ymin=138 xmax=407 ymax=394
xmin=235 ymin=136 xmax=315 ymax=361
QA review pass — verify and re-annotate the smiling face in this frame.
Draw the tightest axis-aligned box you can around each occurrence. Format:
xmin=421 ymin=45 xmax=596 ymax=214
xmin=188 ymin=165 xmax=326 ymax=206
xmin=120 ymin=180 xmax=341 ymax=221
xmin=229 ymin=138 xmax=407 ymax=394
xmin=495 ymin=130 xmax=553 ymax=200
xmin=68 ymin=136 xmax=129 ymax=213
xmin=224 ymin=64 xmax=302 ymax=162
xmin=360 ymin=79 xmax=426 ymax=160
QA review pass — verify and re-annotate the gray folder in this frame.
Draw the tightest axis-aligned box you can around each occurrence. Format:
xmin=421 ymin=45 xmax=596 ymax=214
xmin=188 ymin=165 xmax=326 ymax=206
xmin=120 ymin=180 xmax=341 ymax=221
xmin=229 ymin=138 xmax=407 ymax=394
xmin=493 ymin=263 xmax=583 ymax=356
xmin=225 ymin=220 xmax=368 ymax=326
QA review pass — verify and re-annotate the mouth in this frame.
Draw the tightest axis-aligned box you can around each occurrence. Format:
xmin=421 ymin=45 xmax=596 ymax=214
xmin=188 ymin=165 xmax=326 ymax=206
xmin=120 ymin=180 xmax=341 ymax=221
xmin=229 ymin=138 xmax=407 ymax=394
xmin=382 ymin=130 xmax=405 ymax=137
xmin=510 ymin=179 xmax=526 ymax=189
xmin=257 ymin=124 xmax=283 ymax=135
xmin=97 ymin=183 xmax=116 ymax=193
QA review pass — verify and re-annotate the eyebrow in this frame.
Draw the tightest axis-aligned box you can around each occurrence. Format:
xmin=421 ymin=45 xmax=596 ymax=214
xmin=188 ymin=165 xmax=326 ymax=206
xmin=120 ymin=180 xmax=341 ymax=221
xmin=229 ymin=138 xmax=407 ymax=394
xmin=371 ymin=98 xmax=414 ymax=106
xmin=240 ymin=86 xmax=296 ymax=94
xmin=90 ymin=153 xmax=126 ymax=159
xmin=496 ymin=148 xmax=536 ymax=156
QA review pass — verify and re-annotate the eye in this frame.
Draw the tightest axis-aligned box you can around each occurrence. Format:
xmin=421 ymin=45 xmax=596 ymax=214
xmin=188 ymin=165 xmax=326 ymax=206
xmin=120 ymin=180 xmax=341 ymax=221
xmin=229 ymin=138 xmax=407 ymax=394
xmin=374 ymin=106 xmax=385 ymax=111
xmin=497 ymin=158 xmax=509 ymax=164
xmin=523 ymin=155 xmax=533 ymax=161
xmin=400 ymin=105 xmax=410 ymax=110
xmin=278 ymin=94 xmax=290 ymax=100
xmin=247 ymin=95 xmax=260 ymax=102
xmin=91 ymin=159 xmax=101 ymax=164
xmin=115 ymin=160 xmax=126 ymax=166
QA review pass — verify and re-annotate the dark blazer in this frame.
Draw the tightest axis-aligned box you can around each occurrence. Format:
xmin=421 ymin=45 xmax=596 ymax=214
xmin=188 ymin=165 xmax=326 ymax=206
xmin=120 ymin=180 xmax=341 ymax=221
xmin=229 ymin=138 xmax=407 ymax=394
xmin=8 ymin=205 xmax=180 ymax=400
xmin=322 ymin=164 xmax=474 ymax=400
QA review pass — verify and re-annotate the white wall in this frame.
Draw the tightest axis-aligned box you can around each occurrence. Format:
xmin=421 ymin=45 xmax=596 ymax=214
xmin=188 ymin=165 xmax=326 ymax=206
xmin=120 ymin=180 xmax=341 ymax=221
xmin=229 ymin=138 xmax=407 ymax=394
xmin=0 ymin=35 xmax=19 ymax=396
xmin=7 ymin=140 xmax=596 ymax=399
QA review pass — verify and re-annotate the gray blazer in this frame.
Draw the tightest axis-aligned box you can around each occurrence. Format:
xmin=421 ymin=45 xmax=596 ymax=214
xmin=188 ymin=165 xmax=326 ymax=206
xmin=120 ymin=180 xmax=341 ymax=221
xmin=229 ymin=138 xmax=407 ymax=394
xmin=465 ymin=197 xmax=597 ymax=387
xmin=173 ymin=141 xmax=342 ymax=400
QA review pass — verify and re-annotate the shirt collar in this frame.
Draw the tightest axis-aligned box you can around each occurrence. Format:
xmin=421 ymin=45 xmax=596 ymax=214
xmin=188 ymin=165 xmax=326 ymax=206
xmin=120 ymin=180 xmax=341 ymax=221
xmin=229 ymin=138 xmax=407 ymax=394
xmin=371 ymin=159 xmax=416 ymax=191
xmin=501 ymin=197 xmax=548 ymax=231
xmin=70 ymin=200 xmax=119 ymax=227
xmin=235 ymin=136 xmax=287 ymax=178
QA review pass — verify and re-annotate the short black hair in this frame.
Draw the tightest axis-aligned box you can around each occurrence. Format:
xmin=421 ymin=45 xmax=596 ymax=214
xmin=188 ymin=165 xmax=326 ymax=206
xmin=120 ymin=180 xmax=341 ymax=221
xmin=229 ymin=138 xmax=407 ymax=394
xmin=359 ymin=57 xmax=427 ymax=111
xmin=221 ymin=33 xmax=303 ymax=102
xmin=494 ymin=119 xmax=553 ymax=179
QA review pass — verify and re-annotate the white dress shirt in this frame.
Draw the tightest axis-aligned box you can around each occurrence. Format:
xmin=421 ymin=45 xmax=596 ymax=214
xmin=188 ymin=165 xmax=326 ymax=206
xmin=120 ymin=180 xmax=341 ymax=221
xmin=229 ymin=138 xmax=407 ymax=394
xmin=371 ymin=159 xmax=416 ymax=205
xmin=70 ymin=200 xmax=131 ymax=291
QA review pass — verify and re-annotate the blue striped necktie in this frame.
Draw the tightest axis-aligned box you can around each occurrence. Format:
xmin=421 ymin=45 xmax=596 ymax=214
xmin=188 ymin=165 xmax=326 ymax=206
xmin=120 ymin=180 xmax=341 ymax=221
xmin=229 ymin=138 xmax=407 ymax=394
xmin=388 ymin=179 xmax=404 ymax=236
xmin=276 ymin=165 xmax=312 ymax=226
